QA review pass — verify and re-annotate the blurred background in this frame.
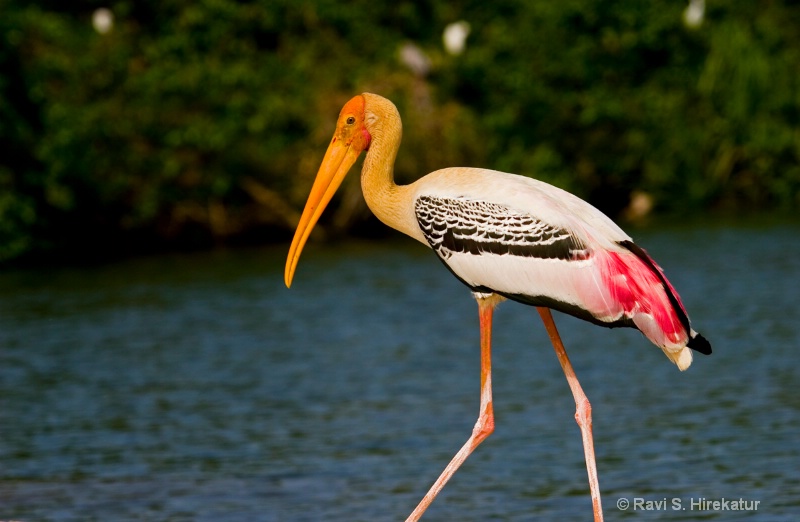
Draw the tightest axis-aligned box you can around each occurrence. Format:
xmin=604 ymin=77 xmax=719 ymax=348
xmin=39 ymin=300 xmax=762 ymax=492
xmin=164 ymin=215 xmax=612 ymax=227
xmin=1 ymin=0 xmax=798 ymax=265
xmin=2 ymin=2 xmax=800 ymax=521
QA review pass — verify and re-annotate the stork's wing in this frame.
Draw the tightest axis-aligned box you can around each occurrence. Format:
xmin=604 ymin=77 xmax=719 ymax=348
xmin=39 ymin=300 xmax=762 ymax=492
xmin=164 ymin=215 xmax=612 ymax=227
xmin=414 ymin=195 xmax=591 ymax=262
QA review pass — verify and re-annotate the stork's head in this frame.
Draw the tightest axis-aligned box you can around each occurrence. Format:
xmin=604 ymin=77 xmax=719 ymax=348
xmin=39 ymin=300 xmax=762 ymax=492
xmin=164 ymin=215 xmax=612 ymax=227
xmin=284 ymin=95 xmax=372 ymax=287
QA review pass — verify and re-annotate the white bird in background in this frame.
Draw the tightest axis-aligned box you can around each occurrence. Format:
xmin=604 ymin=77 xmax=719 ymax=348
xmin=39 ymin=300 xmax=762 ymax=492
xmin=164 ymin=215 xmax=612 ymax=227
xmin=443 ymin=21 xmax=471 ymax=55
xmin=285 ymin=93 xmax=711 ymax=521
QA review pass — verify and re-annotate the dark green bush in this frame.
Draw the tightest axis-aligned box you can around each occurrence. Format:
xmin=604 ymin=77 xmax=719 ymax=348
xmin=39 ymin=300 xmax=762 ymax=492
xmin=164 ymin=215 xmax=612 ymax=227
xmin=1 ymin=0 xmax=798 ymax=263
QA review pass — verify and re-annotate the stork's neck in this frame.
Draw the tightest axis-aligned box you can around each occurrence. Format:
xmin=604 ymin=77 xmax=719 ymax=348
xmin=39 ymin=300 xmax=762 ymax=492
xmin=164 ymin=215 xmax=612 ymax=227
xmin=360 ymin=98 xmax=426 ymax=244
xmin=360 ymin=114 xmax=401 ymax=217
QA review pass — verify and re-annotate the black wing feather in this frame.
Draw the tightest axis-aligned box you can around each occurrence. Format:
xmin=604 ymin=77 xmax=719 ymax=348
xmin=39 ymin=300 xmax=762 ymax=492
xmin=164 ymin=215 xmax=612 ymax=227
xmin=415 ymin=195 xmax=590 ymax=261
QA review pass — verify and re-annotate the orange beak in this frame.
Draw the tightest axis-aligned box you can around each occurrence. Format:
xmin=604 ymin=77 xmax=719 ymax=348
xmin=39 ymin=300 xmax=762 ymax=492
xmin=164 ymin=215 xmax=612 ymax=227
xmin=284 ymin=132 xmax=364 ymax=288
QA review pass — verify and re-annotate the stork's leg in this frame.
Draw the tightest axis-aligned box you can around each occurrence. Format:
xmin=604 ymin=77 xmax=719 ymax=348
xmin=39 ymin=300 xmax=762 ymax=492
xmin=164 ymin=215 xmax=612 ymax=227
xmin=405 ymin=293 xmax=504 ymax=522
xmin=537 ymin=307 xmax=604 ymax=522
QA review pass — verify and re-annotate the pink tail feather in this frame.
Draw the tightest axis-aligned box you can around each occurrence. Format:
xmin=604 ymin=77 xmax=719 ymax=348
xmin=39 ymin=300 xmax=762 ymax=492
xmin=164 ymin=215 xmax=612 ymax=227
xmin=601 ymin=241 xmax=710 ymax=368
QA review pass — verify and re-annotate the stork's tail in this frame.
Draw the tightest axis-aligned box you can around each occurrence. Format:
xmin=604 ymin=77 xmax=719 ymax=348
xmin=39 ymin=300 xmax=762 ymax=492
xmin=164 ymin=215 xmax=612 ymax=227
xmin=665 ymin=332 xmax=712 ymax=371
xmin=687 ymin=332 xmax=712 ymax=355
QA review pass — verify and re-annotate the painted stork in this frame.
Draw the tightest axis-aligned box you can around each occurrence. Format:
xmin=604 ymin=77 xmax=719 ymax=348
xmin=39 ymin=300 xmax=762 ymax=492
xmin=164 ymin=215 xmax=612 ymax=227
xmin=284 ymin=93 xmax=711 ymax=522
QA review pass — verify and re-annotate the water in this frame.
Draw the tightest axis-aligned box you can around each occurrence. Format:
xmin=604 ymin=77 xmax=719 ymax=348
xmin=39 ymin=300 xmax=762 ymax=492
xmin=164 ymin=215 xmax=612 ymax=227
xmin=1 ymin=222 xmax=799 ymax=521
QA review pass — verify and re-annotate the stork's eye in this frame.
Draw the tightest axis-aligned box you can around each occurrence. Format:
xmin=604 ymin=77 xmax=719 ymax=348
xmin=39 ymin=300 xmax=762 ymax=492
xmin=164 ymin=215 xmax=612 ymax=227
xmin=346 ymin=116 xmax=356 ymax=125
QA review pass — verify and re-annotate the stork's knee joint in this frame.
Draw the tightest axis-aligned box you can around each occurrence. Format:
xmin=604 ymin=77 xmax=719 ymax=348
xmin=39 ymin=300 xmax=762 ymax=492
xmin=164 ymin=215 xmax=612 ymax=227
xmin=574 ymin=397 xmax=593 ymax=428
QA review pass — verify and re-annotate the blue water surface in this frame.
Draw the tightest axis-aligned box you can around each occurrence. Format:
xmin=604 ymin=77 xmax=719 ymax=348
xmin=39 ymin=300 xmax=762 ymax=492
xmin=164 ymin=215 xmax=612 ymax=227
xmin=1 ymin=222 xmax=799 ymax=521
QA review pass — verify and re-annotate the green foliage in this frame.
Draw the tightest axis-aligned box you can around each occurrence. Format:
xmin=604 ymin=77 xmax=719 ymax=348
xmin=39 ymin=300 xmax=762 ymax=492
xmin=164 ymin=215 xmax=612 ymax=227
xmin=1 ymin=0 xmax=799 ymax=263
